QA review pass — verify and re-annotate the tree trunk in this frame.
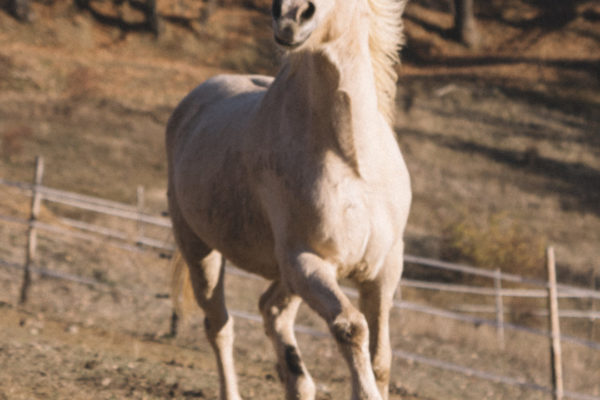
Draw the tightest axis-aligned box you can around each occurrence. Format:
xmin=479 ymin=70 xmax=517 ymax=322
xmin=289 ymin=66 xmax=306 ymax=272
xmin=200 ymin=0 xmax=218 ymax=23
xmin=145 ymin=0 xmax=162 ymax=37
xmin=453 ymin=0 xmax=480 ymax=48
xmin=11 ymin=0 xmax=31 ymax=22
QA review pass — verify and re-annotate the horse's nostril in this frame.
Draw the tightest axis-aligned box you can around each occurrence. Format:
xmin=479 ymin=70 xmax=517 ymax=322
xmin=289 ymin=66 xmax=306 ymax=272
xmin=300 ymin=2 xmax=315 ymax=23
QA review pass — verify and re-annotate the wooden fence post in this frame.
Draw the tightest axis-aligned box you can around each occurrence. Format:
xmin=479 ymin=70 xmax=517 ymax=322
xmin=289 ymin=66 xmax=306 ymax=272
xmin=136 ymin=185 xmax=145 ymax=245
xmin=590 ymin=268 xmax=597 ymax=342
xmin=494 ymin=268 xmax=505 ymax=349
xmin=546 ymin=246 xmax=564 ymax=400
xmin=19 ymin=156 xmax=44 ymax=304
xmin=169 ymin=309 xmax=179 ymax=338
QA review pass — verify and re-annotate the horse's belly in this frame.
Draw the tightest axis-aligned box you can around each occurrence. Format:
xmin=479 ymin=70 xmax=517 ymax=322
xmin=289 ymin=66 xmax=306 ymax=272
xmin=192 ymin=203 xmax=279 ymax=280
xmin=175 ymin=158 xmax=280 ymax=280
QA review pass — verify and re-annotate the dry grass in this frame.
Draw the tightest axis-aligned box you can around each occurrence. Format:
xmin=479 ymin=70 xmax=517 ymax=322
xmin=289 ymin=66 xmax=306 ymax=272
xmin=0 ymin=1 xmax=599 ymax=398
xmin=2 ymin=125 xmax=33 ymax=159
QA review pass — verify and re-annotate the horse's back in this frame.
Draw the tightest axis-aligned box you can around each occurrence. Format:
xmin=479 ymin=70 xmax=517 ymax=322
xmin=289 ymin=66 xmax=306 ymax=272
xmin=166 ymin=74 xmax=272 ymax=162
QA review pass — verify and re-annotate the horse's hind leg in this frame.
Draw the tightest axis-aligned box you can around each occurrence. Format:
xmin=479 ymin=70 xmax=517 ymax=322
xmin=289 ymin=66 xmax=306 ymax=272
xmin=259 ymin=281 xmax=316 ymax=400
xmin=172 ymin=217 xmax=241 ymax=400
xmin=187 ymin=249 xmax=240 ymax=400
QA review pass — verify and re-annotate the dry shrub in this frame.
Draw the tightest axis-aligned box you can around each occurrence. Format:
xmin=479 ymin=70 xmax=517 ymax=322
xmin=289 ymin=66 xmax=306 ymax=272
xmin=0 ymin=54 xmax=14 ymax=83
xmin=441 ymin=212 xmax=547 ymax=279
xmin=1 ymin=125 xmax=33 ymax=159
xmin=65 ymin=65 xmax=99 ymax=101
xmin=56 ymin=65 xmax=99 ymax=116
xmin=440 ymin=212 xmax=548 ymax=326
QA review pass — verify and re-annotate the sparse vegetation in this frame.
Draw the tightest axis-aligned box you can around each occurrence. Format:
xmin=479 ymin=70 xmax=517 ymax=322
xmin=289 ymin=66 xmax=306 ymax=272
xmin=0 ymin=53 xmax=14 ymax=84
xmin=2 ymin=125 xmax=33 ymax=160
xmin=64 ymin=65 xmax=100 ymax=101
xmin=440 ymin=212 xmax=547 ymax=279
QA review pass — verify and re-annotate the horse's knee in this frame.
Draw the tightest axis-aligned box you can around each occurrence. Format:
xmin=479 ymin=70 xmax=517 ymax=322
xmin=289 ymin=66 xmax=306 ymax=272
xmin=259 ymin=283 xmax=300 ymax=339
xmin=330 ymin=312 xmax=369 ymax=348
xmin=204 ymin=315 xmax=234 ymax=347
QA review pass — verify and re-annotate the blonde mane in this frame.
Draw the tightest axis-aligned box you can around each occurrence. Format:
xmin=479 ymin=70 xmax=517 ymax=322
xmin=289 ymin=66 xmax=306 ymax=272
xmin=368 ymin=0 xmax=406 ymax=123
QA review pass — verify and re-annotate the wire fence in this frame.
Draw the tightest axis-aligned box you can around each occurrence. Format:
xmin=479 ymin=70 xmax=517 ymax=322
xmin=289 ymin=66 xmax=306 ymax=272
xmin=1 ymin=157 xmax=599 ymax=400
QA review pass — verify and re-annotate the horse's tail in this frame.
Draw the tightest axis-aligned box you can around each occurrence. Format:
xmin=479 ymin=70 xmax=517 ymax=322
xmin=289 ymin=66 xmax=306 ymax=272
xmin=169 ymin=250 xmax=196 ymax=335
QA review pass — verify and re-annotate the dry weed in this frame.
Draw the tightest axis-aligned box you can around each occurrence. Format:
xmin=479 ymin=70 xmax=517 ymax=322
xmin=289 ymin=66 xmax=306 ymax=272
xmin=1 ymin=125 xmax=33 ymax=159
xmin=440 ymin=211 xmax=547 ymax=279
xmin=0 ymin=53 xmax=14 ymax=83
xmin=65 ymin=65 xmax=100 ymax=101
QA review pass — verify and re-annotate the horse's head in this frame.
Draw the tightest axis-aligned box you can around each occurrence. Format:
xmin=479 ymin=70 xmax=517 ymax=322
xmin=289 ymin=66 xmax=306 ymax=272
xmin=271 ymin=0 xmax=356 ymax=50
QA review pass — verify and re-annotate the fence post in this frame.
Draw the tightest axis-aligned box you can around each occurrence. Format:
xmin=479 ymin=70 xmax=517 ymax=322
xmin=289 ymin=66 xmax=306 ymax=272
xmin=546 ymin=246 xmax=563 ymax=400
xmin=170 ymin=309 xmax=179 ymax=338
xmin=494 ymin=268 xmax=505 ymax=349
xmin=136 ymin=185 xmax=145 ymax=245
xmin=590 ymin=268 xmax=598 ymax=342
xmin=19 ymin=156 xmax=44 ymax=304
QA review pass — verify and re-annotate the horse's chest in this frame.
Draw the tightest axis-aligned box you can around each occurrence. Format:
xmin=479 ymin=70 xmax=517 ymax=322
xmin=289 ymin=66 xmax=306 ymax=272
xmin=287 ymin=171 xmax=391 ymax=274
xmin=257 ymin=148 xmax=401 ymax=279
xmin=310 ymin=187 xmax=396 ymax=281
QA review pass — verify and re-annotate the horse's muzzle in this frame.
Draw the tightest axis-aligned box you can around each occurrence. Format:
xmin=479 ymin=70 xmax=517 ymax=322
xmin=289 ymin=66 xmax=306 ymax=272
xmin=274 ymin=31 xmax=308 ymax=49
xmin=272 ymin=0 xmax=316 ymax=49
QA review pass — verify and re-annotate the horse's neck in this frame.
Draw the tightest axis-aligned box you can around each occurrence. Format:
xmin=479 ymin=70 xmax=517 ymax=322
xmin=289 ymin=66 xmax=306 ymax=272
xmin=278 ymin=29 xmax=385 ymax=176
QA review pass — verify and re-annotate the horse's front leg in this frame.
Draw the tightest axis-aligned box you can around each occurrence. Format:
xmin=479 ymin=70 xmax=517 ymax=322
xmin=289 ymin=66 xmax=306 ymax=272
xmin=259 ymin=281 xmax=316 ymax=400
xmin=357 ymin=242 xmax=404 ymax=400
xmin=281 ymin=251 xmax=382 ymax=400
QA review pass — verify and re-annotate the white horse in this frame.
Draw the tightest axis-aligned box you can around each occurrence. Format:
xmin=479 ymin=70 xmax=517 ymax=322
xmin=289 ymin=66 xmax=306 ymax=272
xmin=166 ymin=0 xmax=411 ymax=398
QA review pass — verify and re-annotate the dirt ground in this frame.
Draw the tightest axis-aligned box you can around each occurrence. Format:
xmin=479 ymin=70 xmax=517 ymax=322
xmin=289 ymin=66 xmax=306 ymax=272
xmin=1 ymin=0 xmax=599 ymax=399
xmin=1 ymin=243 xmax=598 ymax=399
